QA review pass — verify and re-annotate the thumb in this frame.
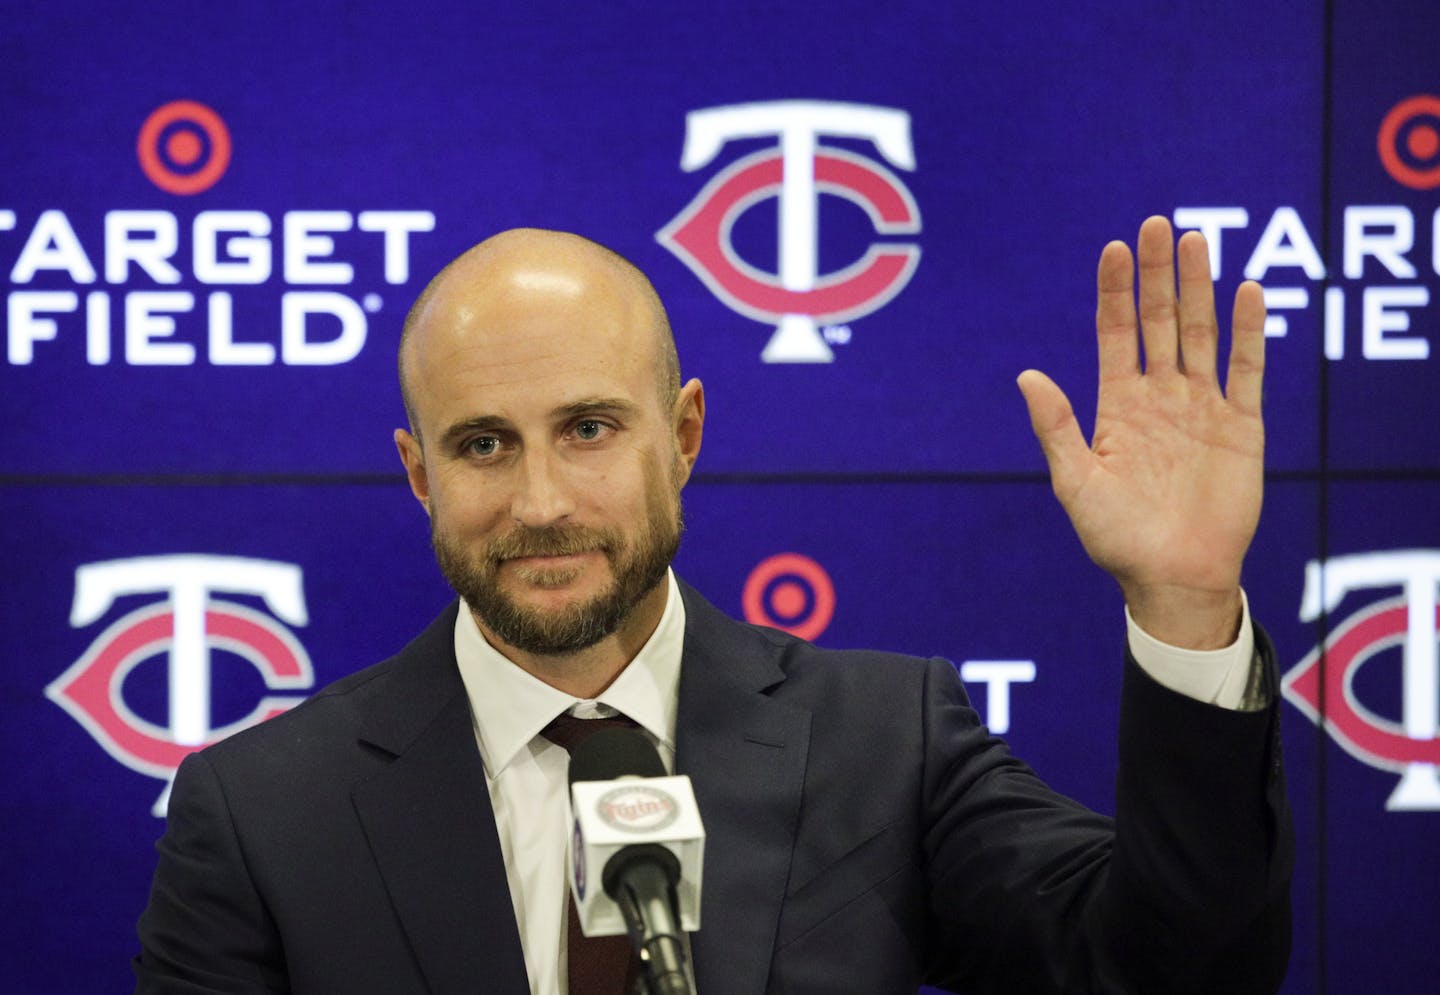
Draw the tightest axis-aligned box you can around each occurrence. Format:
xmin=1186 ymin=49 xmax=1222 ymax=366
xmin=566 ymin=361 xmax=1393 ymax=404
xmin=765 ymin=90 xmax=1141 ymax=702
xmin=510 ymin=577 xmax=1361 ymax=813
xmin=1016 ymin=370 xmax=1089 ymax=495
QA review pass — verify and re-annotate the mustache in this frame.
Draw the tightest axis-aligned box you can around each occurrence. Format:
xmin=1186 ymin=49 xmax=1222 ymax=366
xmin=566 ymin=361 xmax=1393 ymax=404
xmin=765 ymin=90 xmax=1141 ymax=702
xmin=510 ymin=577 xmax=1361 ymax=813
xmin=486 ymin=525 xmax=617 ymax=562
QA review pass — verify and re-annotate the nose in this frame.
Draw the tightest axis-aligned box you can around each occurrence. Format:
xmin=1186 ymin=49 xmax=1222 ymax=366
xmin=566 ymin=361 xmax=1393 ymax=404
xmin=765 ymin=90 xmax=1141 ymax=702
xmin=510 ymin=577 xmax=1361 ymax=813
xmin=510 ymin=447 xmax=576 ymax=527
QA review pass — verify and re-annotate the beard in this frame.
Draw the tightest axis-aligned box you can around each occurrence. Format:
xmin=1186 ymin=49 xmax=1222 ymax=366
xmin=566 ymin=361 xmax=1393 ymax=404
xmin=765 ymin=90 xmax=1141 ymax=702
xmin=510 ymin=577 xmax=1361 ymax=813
xmin=431 ymin=478 xmax=683 ymax=657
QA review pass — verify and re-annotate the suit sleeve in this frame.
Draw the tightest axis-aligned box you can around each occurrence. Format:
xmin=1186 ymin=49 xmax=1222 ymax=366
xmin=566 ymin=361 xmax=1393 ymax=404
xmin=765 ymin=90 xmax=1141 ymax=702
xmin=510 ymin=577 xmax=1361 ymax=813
xmin=133 ymin=751 xmax=290 ymax=994
xmin=920 ymin=625 xmax=1292 ymax=994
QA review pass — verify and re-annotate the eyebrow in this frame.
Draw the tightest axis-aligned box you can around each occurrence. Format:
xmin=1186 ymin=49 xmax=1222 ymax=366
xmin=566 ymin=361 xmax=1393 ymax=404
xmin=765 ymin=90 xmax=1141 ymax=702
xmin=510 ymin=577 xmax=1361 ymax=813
xmin=437 ymin=397 xmax=642 ymax=450
xmin=554 ymin=397 xmax=641 ymax=420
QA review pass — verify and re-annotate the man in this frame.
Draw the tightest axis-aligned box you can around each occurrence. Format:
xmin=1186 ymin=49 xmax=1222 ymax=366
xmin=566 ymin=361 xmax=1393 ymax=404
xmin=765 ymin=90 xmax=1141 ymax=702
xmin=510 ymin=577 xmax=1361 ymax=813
xmin=135 ymin=221 xmax=1291 ymax=993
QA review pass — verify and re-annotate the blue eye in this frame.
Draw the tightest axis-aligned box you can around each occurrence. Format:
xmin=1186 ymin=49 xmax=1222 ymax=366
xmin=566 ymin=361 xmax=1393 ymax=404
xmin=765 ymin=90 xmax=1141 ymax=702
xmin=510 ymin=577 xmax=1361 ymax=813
xmin=575 ymin=420 xmax=604 ymax=441
xmin=468 ymin=436 xmax=500 ymax=457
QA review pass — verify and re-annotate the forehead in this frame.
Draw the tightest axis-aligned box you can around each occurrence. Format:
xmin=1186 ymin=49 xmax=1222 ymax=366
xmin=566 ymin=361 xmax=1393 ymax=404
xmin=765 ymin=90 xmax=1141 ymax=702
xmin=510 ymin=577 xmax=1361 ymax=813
xmin=406 ymin=257 xmax=664 ymax=428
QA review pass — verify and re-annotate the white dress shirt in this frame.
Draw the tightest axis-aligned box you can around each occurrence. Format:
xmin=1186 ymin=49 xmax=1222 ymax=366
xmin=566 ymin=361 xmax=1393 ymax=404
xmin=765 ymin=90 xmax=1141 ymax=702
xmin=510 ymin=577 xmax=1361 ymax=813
xmin=453 ymin=569 xmax=1257 ymax=994
xmin=455 ymin=571 xmax=686 ymax=995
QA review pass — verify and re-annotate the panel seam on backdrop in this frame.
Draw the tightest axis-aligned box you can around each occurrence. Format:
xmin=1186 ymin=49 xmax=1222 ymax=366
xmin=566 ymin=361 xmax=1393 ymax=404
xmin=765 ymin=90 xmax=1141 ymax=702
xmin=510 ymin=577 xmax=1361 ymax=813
xmin=1316 ymin=2 xmax=1335 ymax=992
xmin=1 ymin=469 xmax=1438 ymax=488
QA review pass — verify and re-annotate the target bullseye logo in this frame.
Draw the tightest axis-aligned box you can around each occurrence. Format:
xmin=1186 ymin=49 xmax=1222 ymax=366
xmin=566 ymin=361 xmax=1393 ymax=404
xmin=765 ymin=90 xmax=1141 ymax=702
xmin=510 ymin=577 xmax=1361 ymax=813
xmin=742 ymin=552 xmax=835 ymax=641
xmin=137 ymin=100 xmax=232 ymax=195
xmin=1377 ymin=94 xmax=1440 ymax=190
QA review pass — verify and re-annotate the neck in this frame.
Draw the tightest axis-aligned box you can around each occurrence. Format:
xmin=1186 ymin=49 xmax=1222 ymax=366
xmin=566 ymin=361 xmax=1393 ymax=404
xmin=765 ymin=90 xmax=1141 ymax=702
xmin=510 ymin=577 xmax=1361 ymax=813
xmin=473 ymin=577 xmax=670 ymax=699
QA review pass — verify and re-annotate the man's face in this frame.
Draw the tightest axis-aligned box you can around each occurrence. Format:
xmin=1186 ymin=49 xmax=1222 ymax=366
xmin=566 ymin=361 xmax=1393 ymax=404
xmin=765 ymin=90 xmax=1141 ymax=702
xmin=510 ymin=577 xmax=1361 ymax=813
xmin=430 ymin=440 xmax=683 ymax=656
xmin=396 ymin=244 xmax=700 ymax=660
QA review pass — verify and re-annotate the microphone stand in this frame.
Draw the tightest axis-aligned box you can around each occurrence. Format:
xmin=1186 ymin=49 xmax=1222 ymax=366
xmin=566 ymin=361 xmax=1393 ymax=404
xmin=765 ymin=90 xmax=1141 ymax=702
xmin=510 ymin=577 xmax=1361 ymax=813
xmin=608 ymin=843 xmax=693 ymax=995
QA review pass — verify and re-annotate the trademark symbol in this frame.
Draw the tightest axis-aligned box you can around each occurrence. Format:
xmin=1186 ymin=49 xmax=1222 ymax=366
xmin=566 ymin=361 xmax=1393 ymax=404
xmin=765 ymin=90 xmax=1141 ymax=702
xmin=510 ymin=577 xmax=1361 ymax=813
xmin=363 ymin=293 xmax=383 ymax=313
xmin=821 ymin=324 xmax=852 ymax=345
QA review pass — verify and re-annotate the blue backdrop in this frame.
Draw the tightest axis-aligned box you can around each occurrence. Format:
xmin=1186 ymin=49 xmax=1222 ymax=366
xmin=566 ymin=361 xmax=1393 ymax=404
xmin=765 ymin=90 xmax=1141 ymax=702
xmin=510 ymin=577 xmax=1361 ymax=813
xmin=3 ymin=2 xmax=1438 ymax=991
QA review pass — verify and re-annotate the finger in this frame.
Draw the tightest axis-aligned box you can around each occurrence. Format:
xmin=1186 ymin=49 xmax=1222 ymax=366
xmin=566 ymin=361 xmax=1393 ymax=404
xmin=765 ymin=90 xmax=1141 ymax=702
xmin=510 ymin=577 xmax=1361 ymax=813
xmin=1176 ymin=229 xmax=1219 ymax=387
xmin=1135 ymin=215 xmax=1179 ymax=374
xmin=1017 ymin=369 xmax=1090 ymax=500
xmin=1096 ymin=240 xmax=1140 ymax=385
xmin=1226 ymin=280 xmax=1266 ymax=416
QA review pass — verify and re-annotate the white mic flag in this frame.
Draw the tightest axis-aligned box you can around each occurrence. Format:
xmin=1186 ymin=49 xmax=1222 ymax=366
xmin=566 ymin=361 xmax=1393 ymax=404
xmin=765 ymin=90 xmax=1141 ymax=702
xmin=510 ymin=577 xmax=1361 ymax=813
xmin=568 ymin=773 xmax=705 ymax=937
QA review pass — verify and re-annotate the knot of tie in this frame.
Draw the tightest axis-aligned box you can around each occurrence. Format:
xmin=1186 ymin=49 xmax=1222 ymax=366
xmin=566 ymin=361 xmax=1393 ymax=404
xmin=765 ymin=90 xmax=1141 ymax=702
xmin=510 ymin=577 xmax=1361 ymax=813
xmin=541 ymin=710 xmax=639 ymax=755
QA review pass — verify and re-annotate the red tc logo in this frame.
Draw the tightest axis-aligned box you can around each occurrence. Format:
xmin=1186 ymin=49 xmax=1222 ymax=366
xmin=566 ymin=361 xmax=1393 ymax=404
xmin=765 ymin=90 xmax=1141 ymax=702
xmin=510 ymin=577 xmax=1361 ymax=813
xmin=1282 ymin=550 xmax=1440 ymax=810
xmin=657 ymin=101 xmax=921 ymax=363
xmin=46 ymin=555 xmax=314 ymax=815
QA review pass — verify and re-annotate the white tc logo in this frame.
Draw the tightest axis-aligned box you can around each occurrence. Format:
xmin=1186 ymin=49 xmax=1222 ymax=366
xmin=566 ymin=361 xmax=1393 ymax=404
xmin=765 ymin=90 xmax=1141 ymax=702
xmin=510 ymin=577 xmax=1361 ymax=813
xmin=657 ymin=100 xmax=921 ymax=363
xmin=46 ymin=555 xmax=314 ymax=815
xmin=1284 ymin=550 xmax=1440 ymax=810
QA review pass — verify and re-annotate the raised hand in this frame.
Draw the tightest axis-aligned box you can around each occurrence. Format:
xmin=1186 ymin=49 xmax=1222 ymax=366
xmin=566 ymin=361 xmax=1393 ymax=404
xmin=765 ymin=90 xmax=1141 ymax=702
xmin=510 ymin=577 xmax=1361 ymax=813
xmin=1017 ymin=216 xmax=1266 ymax=649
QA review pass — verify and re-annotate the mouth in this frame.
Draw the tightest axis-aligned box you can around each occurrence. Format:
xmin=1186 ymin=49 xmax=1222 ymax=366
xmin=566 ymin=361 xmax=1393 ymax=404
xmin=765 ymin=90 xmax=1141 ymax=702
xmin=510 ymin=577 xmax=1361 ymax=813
xmin=498 ymin=547 xmax=606 ymax=580
xmin=488 ymin=527 xmax=613 ymax=578
xmin=503 ymin=551 xmax=597 ymax=567
xmin=498 ymin=550 xmax=606 ymax=593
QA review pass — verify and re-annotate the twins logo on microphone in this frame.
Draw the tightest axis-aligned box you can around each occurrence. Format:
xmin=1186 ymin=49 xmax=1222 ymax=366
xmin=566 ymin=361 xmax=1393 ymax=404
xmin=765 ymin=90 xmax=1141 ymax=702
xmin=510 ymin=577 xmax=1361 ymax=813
xmin=1282 ymin=550 xmax=1440 ymax=811
xmin=45 ymin=555 xmax=314 ymax=816
xmin=657 ymin=100 xmax=921 ymax=363
xmin=598 ymin=785 xmax=681 ymax=833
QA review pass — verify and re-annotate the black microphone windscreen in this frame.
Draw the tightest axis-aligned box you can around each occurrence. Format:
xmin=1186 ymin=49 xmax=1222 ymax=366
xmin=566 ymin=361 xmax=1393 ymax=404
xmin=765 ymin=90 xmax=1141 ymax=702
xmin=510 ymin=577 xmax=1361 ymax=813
xmin=568 ymin=727 xmax=666 ymax=784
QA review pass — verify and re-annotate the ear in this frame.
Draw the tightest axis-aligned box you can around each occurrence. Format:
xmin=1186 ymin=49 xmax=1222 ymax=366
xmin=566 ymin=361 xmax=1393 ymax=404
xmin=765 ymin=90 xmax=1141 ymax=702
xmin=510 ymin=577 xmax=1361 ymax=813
xmin=671 ymin=378 xmax=705 ymax=488
xmin=394 ymin=428 xmax=431 ymax=515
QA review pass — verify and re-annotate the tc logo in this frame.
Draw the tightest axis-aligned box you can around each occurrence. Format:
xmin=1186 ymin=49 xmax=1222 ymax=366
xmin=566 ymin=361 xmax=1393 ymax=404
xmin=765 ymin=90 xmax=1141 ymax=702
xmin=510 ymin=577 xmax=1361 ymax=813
xmin=1282 ymin=550 xmax=1440 ymax=810
xmin=657 ymin=100 xmax=921 ymax=363
xmin=46 ymin=555 xmax=314 ymax=816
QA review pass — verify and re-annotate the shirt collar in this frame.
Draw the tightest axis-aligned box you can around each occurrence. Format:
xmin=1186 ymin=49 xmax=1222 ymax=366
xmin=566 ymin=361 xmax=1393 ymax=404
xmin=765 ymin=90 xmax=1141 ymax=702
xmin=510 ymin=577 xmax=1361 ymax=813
xmin=454 ymin=570 xmax=686 ymax=778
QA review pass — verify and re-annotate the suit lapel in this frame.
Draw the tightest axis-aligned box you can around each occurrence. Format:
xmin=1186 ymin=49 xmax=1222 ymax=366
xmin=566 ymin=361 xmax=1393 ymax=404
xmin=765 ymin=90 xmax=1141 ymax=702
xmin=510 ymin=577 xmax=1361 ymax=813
xmin=675 ymin=583 xmax=810 ymax=995
xmin=349 ymin=605 xmax=530 ymax=995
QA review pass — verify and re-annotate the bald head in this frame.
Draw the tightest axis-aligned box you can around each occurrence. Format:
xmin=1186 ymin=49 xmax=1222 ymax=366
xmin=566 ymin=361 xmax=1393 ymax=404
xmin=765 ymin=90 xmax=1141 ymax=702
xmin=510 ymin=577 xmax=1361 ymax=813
xmin=398 ymin=228 xmax=680 ymax=440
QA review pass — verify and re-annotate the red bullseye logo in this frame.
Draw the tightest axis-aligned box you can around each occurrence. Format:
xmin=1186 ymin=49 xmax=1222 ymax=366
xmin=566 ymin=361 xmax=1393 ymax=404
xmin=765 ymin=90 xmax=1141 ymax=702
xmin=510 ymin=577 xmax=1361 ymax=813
xmin=742 ymin=553 xmax=835 ymax=641
xmin=1377 ymin=94 xmax=1440 ymax=190
xmin=137 ymin=100 xmax=232 ymax=195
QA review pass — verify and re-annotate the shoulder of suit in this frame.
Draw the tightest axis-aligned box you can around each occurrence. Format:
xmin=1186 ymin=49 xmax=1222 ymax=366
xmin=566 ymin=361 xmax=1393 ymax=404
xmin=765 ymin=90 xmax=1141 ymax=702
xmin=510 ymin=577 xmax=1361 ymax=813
xmin=680 ymin=577 xmax=948 ymax=684
xmin=196 ymin=602 xmax=460 ymax=765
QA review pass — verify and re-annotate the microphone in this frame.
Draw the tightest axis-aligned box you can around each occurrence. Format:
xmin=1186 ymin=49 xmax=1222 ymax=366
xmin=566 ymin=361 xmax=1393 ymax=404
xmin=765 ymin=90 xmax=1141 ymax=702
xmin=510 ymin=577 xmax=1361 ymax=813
xmin=568 ymin=728 xmax=704 ymax=995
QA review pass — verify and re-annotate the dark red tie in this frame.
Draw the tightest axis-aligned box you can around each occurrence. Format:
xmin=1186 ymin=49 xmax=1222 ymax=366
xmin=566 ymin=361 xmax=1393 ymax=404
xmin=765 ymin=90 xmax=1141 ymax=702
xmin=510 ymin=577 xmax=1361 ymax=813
xmin=541 ymin=711 xmax=641 ymax=995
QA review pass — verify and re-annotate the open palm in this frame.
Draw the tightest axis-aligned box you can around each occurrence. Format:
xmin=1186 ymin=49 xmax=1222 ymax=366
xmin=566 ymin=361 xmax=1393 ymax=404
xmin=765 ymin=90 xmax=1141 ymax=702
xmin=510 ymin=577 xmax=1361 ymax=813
xmin=1018 ymin=216 xmax=1266 ymax=648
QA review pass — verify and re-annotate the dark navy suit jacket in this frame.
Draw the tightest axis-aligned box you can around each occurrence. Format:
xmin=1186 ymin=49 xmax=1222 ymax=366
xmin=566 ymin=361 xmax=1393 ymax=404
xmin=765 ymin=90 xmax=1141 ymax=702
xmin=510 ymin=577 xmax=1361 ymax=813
xmin=135 ymin=581 xmax=1291 ymax=993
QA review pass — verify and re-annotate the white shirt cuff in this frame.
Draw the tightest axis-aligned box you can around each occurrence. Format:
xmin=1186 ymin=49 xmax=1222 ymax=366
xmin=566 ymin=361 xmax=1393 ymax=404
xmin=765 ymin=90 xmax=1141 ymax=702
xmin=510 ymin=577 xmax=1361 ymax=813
xmin=1125 ymin=590 xmax=1256 ymax=710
